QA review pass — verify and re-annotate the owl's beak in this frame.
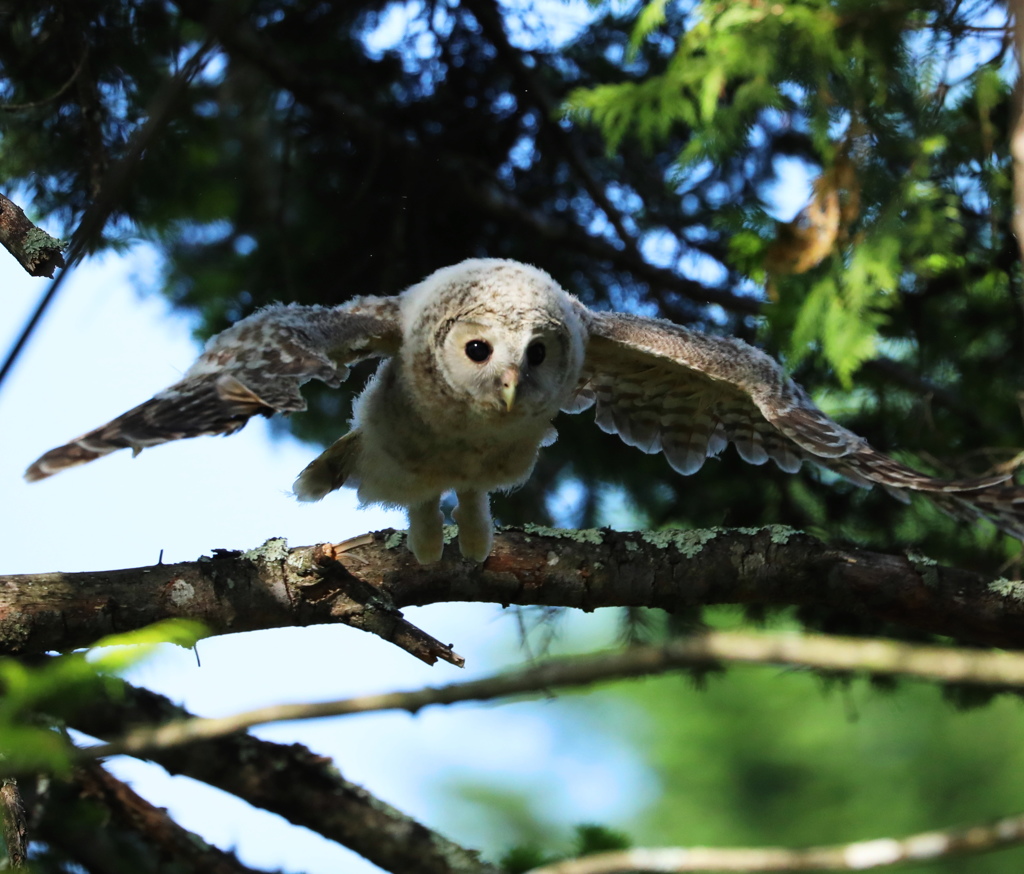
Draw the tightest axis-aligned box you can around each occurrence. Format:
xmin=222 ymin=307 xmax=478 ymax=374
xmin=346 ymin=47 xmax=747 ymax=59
xmin=500 ymin=366 xmax=519 ymax=412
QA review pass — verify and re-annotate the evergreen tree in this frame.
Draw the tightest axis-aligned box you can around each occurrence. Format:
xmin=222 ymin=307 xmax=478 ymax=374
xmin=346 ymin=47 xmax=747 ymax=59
xmin=1 ymin=1 xmax=1022 ymax=871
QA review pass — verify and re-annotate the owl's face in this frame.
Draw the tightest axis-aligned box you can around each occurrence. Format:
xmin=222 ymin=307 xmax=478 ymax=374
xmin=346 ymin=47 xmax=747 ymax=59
xmin=402 ymin=259 xmax=586 ymax=422
xmin=438 ymin=314 xmax=581 ymax=418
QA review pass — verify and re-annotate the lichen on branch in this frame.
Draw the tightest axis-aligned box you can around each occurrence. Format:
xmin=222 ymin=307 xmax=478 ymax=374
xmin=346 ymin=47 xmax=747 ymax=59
xmin=2 ymin=526 xmax=1023 ymax=659
xmin=0 ymin=192 xmax=65 ymax=278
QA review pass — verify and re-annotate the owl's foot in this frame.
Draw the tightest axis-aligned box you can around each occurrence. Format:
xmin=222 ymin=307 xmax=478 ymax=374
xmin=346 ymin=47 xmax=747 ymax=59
xmin=407 ymin=498 xmax=445 ymax=563
xmin=453 ymin=490 xmax=493 ymax=562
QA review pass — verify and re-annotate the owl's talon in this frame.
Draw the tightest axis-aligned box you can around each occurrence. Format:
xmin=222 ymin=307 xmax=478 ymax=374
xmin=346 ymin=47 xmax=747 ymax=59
xmin=453 ymin=490 xmax=493 ymax=562
xmin=407 ymin=499 xmax=445 ymax=563
xmin=25 ymin=257 xmax=1024 ymax=563
xmin=457 ymin=533 xmax=492 ymax=563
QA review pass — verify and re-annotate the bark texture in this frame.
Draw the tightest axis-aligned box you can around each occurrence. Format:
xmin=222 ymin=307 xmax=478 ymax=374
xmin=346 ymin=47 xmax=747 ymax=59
xmin=2 ymin=526 xmax=1022 ymax=657
xmin=22 ymin=762 xmax=272 ymax=874
xmin=70 ymin=682 xmax=499 ymax=874
xmin=0 ymin=192 xmax=65 ymax=278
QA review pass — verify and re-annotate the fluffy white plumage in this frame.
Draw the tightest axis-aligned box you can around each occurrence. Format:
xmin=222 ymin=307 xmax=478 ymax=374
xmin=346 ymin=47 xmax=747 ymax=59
xmin=25 ymin=258 xmax=1024 ymax=561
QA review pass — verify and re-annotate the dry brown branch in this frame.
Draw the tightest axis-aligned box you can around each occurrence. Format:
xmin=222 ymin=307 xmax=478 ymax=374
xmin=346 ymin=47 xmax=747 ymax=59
xmin=84 ymin=629 xmax=1024 ymax=761
xmin=0 ymin=536 xmax=466 ymax=665
xmin=2 ymin=526 xmax=1023 ymax=659
xmin=527 ymin=812 xmax=1024 ymax=873
xmin=68 ymin=682 xmax=499 ymax=874
xmin=0 ymin=192 xmax=65 ymax=278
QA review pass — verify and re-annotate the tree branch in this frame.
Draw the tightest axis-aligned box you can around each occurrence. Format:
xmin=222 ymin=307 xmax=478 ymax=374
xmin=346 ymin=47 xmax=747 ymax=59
xmin=0 ymin=192 xmax=65 ymax=278
xmin=85 ymin=629 xmax=1024 ymax=761
xmin=0 ymin=47 xmax=88 ymax=113
xmin=26 ymin=762 xmax=271 ymax=874
xmin=0 ymin=2 xmax=239 ymax=394
xmin=67 ymin=682 xmax=499 ymax=874
xmin=463 ymin=0 xmax=638 ymax=251
xmin=2 ymin=527 xmax=1023 ymax=657
xmin=0 ymin=536 xmax=467 ymax=664
xmin=0 ymin=777 xmax=27 ymax=868
xmin=526 ymin=812 xmax=1024 ymax=873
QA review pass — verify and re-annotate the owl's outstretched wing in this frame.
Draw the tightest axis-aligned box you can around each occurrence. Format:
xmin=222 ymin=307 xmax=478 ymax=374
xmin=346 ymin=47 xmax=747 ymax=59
xmin=25 ymin=297 xmax=402 ymax=481
xmin=570 ymin=310 xmax=1023 ymax=538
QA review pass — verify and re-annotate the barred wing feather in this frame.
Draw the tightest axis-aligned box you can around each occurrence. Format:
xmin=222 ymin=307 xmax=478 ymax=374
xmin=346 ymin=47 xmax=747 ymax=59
xmin=25 ymin=297 xmax=401 ymax=481
xmin=570 ymin=310 xmax=1020 ymax=536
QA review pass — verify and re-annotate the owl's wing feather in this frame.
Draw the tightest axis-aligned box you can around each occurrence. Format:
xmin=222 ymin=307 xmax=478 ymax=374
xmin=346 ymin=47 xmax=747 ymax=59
xmin=572 ymin=311 xmax=1023 ymax=536
xmin=25 ymin=297 xmax=402 ymax=481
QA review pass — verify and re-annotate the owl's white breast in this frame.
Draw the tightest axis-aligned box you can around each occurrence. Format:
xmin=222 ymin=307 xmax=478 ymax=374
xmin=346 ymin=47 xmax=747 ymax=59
xmin=347 ymin=359 xmax=561 ymax=507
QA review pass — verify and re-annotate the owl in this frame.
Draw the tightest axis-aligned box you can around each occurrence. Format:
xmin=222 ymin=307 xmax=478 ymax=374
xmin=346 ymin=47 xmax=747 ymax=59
xmin=25 ymin=258 xmax=1024 ymax=562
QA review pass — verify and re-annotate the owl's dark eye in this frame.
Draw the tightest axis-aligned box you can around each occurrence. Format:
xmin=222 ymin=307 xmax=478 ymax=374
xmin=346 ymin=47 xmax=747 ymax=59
xmin=465 ymin=340 xmax=492 ymax=363
xmin=526 ymin=341 xmax=546 ymax=366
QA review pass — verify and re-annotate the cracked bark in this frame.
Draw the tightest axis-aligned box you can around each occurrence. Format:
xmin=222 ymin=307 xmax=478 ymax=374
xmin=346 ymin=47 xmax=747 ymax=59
xmin=1 ymin=526 xmax=1021 ymax=658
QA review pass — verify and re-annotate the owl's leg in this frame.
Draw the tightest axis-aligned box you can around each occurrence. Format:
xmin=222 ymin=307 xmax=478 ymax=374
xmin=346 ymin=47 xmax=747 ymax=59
xmin=453 ymin=490 xmax=493 ymax=562
xmin=406 ymin=497 xmax=445 ymax=563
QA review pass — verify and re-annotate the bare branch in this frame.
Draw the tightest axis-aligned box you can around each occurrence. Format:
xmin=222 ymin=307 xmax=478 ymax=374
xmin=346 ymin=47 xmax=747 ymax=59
xmin=0 ymin=777 xmax=28 ymax=868
xmin=0 ymin=47 xmax=88 ymax=113
xmin=2 ymin=527 xmax=1023 ymax=657
xmin=85 ymin=629 xmax=1024 ymax=761
xmin=0 ymin=192 xmax=66 ymax=278
xmin=317 ymin=544 xmax=466 ymax=666
xmin=27 ymin=762 xmax=271 ymax=874
xmin=68 ymin=682 xmax=499 ymax=874
xmin=526 ymin=812 xmax=1024 ymax=873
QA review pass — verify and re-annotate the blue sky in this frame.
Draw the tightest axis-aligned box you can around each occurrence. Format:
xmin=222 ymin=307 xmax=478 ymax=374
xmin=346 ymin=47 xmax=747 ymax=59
xmin=0 ymin=245 xmax=652 ymax=872
xmin=0 ymin=2 xmax=824 ymax=866
xmin=0 ymin=4 xmax=666 ymax=867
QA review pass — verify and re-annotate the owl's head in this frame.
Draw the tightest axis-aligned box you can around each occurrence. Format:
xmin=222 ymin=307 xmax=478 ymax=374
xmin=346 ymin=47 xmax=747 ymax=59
xmin=401 ymin=259 xmax=587 ymax=420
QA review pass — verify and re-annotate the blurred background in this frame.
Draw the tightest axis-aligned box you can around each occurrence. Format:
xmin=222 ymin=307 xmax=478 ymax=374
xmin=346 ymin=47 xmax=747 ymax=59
xmin=2 ymin=0 xmax=1024 ymax=871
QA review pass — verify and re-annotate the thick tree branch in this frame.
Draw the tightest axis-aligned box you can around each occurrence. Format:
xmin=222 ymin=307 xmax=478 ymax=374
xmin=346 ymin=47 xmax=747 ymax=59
xmin=0 ymin=777 xmax=27 ymax=868
xmin=86 ymin=629 xmax=1024 ymax=761
xmin=67 ymin=682 xmax=499 ymax=874
xmin=0 ymin=192 xmax=65 ymax=278
xmin=527 ymin=812 xmax=1024 ymax=873
xmin=2 ymin=527 xmax=1023 ymax=657
xmin=26 ymin=762 xmax=271 ymax=874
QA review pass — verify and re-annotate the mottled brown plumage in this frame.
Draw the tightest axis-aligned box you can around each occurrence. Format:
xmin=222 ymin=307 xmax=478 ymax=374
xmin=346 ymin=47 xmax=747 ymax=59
xmin=25 ymin=258 xmax=1024 ymax=561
